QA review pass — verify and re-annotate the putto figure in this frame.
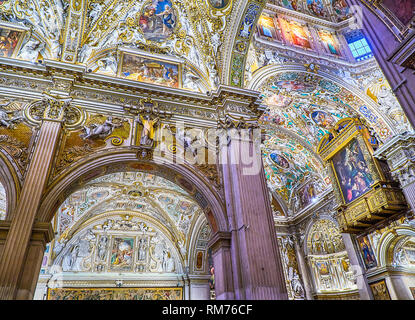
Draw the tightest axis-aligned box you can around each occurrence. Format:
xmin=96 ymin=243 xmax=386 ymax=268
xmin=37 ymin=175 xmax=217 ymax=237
xmin=81 ymin=116 xmax=122 ymax=140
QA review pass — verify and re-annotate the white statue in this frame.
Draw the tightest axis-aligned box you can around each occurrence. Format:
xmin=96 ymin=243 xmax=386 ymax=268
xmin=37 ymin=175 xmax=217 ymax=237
xmin=211 ymin=33 xmax=221 ymax=56
xmin=18 ymin=39 xmax=45 ymax=63
xmin=97 ymin=236 xmax=108 ymax=261
xmin=80 ymin=116 xmax=122 ymax=140
xmin=183 ymin=71 xmax=203 ymax=92
xmin=96 ymin=55 xmax=118 ymax=75
xmin=138 ymin=238 xmax=147 ymax=261
xmin=0 ymin=102 xmax=21 ymax=128
xmin=89 ymin=2 xmax=104 ymax=26
xmin=240 ymin=20 xmax=252 ymax=38
xmin=78 ymin=43 xmax=94 ymax=63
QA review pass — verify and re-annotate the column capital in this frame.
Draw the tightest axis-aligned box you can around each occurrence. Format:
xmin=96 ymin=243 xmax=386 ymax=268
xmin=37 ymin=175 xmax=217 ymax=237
xmin=207 ymin=231 xmax=232 ymax=253
xmin=0 ymin=221 xmax=53 ymax=245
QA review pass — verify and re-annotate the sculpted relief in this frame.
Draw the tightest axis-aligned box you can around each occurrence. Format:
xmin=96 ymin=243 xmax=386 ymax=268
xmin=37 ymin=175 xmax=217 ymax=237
xmin=52 ymin=215 xmax=180 ymax=274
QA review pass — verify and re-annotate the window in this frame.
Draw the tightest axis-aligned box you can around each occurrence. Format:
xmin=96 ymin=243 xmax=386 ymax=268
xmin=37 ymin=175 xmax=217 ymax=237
xmin=348 ymin=37 xmax=373 ymax=61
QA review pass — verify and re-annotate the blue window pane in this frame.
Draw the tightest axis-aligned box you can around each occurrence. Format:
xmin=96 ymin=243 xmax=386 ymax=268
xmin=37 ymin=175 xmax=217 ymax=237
xmin=348 ymin=37 xmax=372 ymax=59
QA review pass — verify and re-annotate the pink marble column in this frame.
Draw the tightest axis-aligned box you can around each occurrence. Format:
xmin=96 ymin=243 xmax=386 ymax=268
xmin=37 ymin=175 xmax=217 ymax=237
xmin=208 ymin=231 xmax=235 ymax=300
xmin=219 ymin=127 xmax=288 ymax=300
xmin=0 ymin=121 xmax=61 ymax=299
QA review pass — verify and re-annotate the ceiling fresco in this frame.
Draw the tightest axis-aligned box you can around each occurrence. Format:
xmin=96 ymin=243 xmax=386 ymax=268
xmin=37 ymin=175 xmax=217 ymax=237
xmin=0 ymin=0 xmax=235 ymax=90
xmin=258 ymin=71 xmax=395 ymax=148
xmin=261 ymin=128 xmax=330 ymax=214
xmin=270 ymin=0 xmax=351 ymax=22
xmin=54 ymin=171 xmax=203 ymax=255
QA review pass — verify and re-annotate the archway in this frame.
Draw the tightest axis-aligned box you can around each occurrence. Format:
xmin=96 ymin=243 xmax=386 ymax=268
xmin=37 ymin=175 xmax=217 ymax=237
xmin=34 ymin=169 xmax=216 ymax=300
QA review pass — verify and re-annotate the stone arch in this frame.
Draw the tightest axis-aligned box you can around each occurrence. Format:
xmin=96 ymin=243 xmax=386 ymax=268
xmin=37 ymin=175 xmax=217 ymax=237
xmin=376 ymin=226 xmax=415 ymax=267
xmin=37 ymin=149 xmax=227 ymax=233
xmin=0 ymin=151 xmax=20 ymax=220
xmin=221 ymin=0 xmax=265 ymax=86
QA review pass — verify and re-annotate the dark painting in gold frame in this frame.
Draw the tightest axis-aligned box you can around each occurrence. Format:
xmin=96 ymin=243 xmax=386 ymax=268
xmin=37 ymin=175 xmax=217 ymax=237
xmin=370 ymin=279 xmax=391 ymax=300
xmin=331 ymin=138 xmax=374 ymax=204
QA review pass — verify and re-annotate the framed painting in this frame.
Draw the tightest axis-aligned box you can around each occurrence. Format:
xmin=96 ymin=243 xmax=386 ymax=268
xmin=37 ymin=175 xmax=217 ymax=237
xmin=139 ymin=0 xmax=177 ymax=42
xmin=331 ymin=138 xmax=375 ymax=204
xmin=278 ymin=18 xmax=311 ymax=49
xmin=257 ymin=16 xmax=278 ymax=40
xmin=110 ymin=237 xmax=134 ymax=271
xmin=318 ymin=30 xmax=341 ymax=56
xmin=370 ymin=280 xmax=391 ymax=300
xmin=316 ymin=261 xmax=330 ymax=275
xmin=118 ymin=49 xmax=182 ymax=88
xmin=357 ymin=235 xmax=377 ymax=269
xmin=0 ymin=23 xmax=26 ymax=58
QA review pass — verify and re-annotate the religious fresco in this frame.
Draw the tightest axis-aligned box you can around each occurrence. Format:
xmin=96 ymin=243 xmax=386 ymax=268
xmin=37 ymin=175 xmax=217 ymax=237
xmin=0 ymin=182 xmax=6 ymax=220
xmin=331 ymin=0 xmax=350 ymax=20
xmin=279 ymin=0 xmax=300 ymax=10
xmin=357 ymin=235 xmax=377 ymax=269
xmin=262 ymin=129 xmax=329 ymax=213
xmin=54 ymin=172 xmax=201 ymax=243
xmin=207 ymin=248 xmax=215 ymax=299
xmin=120 ymin=52 xmax=181 ymax=88
xmin=278 ymin=18 xmax=312 ymax=48
xmin=381 ymin=0 xmax=415 ymax=26
xmin=306 ymin=0 xmax=328 ymax=18
xmin=258 ymin=72 xmax=394 ymax=148
xmin=257 ymin=15 xmax=278 ymax=39
xmin=110 ymin=238 xmax=134 ymax=271
xmin=0 ymin=28 xmax=22 ymax=58
xmin=208 ymin=0 xmax=230 ymax=9
xmin=139 ymin=0 xmax=177 ymax=42
xmin=332 ymin=139 xmax=374 ymax=204
xmin=317 ymin=30 xmax=341 ymax=55
xmin=47 ymin=287 xmax=183 ymax=300
xmin=391 ymin=236 xmax=415 ymax=268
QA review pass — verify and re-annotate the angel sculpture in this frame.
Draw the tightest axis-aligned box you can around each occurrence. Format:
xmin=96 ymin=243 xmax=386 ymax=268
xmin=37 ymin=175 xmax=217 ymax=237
xmin=80 ymin=116 xmax=122 ymax=140
xmin=0 ymin=102 xmax=22 ymax=128
xmin=136 ymin=114 xmax=159 ymax=147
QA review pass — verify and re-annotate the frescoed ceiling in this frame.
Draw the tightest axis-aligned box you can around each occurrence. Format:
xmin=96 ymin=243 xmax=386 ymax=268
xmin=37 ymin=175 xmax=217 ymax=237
xmin=262 ymin=128 xmax=330 ymax=214
xmin=0 ymin=0 xmax=236 ymax=90
xmin=258 ymin=71 xmax=395 ymax=147
xmin=55 ymin=171 xmax=203 ymax=253
xmin=270 ymin=0 xmax=351 ymax=22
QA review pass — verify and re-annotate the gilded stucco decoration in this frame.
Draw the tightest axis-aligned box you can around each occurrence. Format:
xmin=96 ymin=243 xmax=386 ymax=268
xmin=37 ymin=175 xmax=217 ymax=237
xmin=48 ymin=172 xmax=203 ymax=268
xmin=306 ymin=219 xmax=357 ymax=294
xmin=0 ymin=99 xmax=35 ymax=176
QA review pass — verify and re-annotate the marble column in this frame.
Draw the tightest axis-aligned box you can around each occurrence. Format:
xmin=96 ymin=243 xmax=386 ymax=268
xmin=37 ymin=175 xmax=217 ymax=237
xmin=0 ymin=120 xmax=61 ymax=299
xmin=373 ymin=132 xmax=415 ymax=213
xmin=293 ymin=236 xmax=314 ymax=300
xmin=208 ymin=231 xmax=235 ymax=300
xmin=342 ymin=233 xmax=373 ymax=300
xmin=346 ymin=0 xmax=415 ymax=127
xmin=218 ymin=122 xmax=288 ymax=300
